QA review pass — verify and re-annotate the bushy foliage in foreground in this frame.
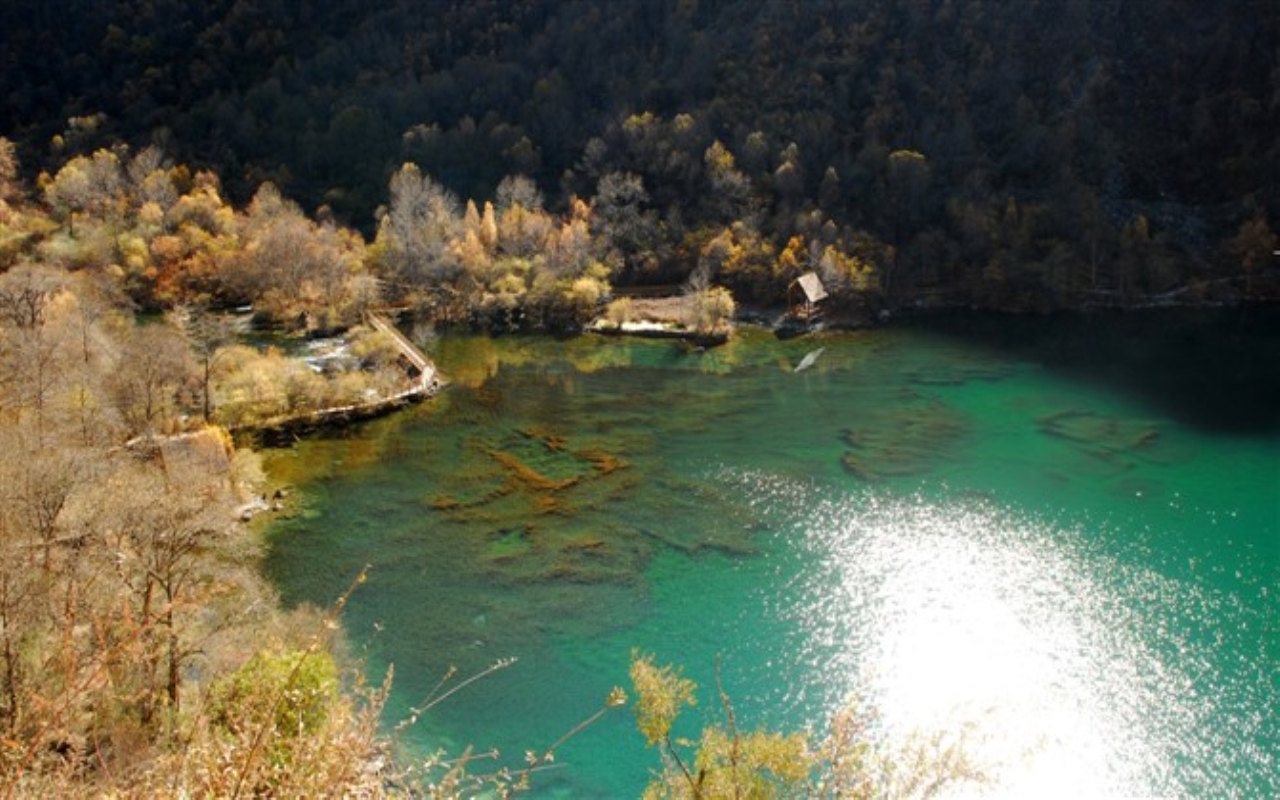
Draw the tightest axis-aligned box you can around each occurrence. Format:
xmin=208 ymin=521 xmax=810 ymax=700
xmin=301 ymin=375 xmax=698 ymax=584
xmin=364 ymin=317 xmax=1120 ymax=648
xmin=631 ymin=653 xmax=983 ymax=799
xmin=0 ymin=156 xmax=393 ymax=798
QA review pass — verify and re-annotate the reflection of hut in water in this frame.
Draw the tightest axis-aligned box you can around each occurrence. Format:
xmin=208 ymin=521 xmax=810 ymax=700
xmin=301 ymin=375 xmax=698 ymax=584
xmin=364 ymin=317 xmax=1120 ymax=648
xmin=788 ymin=272 xmax=828 ymax=320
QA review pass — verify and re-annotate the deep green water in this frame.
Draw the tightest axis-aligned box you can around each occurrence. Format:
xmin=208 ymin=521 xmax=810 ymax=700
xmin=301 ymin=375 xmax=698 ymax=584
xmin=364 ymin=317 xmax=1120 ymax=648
xmin=262 ymin=309 xmax=1278 ymax=798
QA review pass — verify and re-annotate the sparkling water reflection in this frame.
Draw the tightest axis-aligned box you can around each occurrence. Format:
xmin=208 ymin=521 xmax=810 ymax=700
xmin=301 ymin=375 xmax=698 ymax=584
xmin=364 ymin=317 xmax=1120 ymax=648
xmin=735 ymin=471 xmax=1274 ymax=798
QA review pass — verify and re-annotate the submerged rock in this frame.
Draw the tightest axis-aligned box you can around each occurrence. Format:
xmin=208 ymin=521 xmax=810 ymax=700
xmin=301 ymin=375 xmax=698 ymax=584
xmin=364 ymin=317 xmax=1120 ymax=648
xmin=839 ymin=391 xmax=967 ymax=481
xmin=1038 ymin=409 xmax=1162 ymax=465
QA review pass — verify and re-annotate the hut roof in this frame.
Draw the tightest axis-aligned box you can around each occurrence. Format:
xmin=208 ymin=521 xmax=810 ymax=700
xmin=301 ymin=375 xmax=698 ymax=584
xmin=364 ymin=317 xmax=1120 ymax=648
xmin=793 ymin=272 xmax=828 ymax=304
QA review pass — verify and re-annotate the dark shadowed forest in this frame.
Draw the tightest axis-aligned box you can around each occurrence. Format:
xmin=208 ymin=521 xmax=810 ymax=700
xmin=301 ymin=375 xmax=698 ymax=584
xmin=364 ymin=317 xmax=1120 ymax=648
xmin=2 ymin=0 xmax=1277 ymax=311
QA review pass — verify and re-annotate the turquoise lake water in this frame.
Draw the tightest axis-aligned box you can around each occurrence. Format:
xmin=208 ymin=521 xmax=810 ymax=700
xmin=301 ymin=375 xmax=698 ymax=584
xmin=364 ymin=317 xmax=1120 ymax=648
xmin=262 ymin=309 xmax=1278 ymax=798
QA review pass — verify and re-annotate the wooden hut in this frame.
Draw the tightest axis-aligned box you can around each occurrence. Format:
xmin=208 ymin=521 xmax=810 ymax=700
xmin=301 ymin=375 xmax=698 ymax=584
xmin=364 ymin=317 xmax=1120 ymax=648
xmin=788 ymin=272 xmax=828 ymax=319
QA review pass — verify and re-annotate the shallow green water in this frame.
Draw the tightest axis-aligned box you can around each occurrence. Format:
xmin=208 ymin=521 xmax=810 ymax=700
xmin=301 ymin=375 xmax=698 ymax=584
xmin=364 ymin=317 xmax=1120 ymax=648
xmin=262 ymin=309 xmax=1278 ymax=798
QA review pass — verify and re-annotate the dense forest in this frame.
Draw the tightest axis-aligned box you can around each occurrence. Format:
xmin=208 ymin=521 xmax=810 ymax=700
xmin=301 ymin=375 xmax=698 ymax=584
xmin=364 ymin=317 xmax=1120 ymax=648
xmin=2 ymin=0 xmax=1277 ymax=312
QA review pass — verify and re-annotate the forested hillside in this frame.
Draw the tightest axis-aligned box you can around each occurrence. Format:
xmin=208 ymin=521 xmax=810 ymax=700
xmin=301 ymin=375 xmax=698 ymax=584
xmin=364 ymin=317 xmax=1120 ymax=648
xmin=3 ymin=0 xmax=1277 ymax=310
xmin=1 ymin=4 xmax=1277 ymax=795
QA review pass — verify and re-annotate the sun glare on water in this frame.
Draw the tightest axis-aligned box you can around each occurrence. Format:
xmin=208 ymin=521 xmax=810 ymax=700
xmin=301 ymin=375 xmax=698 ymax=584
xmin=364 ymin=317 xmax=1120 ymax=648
xmin=734 ymin=472 xmax=1267 ymax=799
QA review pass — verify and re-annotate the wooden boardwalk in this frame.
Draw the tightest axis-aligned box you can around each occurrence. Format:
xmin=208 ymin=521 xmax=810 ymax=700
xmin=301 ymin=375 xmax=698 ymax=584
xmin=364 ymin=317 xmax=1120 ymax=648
xmin=365 ymin=309 xmax=437 ymax=390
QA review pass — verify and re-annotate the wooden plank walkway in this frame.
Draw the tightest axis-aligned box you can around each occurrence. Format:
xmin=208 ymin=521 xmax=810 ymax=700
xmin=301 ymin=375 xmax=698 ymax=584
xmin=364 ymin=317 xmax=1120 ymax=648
xmin=365 ymin=309 xmax=437 ymax=389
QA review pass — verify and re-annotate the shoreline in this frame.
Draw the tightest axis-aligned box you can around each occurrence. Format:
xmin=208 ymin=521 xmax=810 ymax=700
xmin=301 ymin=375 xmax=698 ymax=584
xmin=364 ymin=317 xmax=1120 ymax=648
xmin=235 ymin=377 xmax=444 ymax=443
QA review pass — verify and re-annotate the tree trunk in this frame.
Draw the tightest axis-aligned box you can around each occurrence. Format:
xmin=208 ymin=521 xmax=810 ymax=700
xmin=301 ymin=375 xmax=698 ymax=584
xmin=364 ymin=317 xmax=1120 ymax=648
xmin=203 ymin=355 xmax=211 ymax=423
xmin=165 ymin=602 xmax=180 ymax=711
xmin=1 ymin=595 xmax=19 ymax=734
